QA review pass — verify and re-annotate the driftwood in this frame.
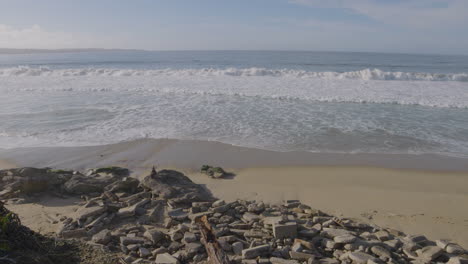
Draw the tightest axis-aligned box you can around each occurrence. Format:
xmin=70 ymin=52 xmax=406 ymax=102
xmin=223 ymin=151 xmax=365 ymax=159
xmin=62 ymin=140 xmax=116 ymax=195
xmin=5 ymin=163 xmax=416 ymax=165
xmin=196 ymin=215 xmax=230 ymax=264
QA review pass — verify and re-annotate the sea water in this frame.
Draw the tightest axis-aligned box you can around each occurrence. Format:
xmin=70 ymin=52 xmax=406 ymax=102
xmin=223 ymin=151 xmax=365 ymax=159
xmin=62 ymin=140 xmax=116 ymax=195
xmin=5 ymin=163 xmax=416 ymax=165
xmin=0 ymin=50 xmax=467 ymax=157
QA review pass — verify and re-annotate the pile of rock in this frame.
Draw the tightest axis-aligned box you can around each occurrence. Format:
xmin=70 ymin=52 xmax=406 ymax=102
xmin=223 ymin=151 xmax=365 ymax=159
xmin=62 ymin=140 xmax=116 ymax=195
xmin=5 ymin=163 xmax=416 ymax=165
xmin=1 ymin=167 xmax=467 ymax=264
xmin=200 ymin=165 xmax=228 ymax=179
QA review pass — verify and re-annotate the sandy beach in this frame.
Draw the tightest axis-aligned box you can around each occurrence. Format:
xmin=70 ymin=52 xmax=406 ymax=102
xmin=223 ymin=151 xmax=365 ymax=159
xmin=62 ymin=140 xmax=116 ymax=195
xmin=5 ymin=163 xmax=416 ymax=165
xmin=2 ymin=139 xmax=468 ymax=249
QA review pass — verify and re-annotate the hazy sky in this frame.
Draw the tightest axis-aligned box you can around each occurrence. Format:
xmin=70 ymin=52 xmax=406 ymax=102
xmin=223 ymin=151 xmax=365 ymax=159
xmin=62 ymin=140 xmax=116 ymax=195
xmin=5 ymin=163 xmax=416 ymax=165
xmin=1 ymin=0 xmax=467 ymax=54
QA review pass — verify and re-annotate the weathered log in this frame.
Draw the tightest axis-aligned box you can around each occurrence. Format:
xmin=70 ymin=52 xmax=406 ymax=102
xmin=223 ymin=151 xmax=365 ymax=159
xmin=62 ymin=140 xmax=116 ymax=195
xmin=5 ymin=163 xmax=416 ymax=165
xmin=196 ymin=215 xmax=230 ymax=264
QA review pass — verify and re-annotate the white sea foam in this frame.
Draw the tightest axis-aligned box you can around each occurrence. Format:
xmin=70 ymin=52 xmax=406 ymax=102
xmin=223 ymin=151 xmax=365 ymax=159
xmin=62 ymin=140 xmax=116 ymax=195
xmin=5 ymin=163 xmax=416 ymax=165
xmin=1 ymin=67 xmax=468 ymax=109
xmin=1 ymin=66 xmax=468 ymax=82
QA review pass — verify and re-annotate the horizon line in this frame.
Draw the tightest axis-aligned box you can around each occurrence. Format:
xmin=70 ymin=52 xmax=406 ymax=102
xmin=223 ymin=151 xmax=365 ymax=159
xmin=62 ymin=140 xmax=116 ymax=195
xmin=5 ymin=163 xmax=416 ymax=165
xmin=0 ymin=47 xmax=466 ymax=57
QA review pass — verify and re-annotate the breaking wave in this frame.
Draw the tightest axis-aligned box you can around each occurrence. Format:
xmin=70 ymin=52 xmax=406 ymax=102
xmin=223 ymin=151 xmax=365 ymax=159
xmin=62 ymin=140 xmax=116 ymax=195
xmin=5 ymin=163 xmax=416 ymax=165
xmin=1 ymin=66 xmax=468 ymax=82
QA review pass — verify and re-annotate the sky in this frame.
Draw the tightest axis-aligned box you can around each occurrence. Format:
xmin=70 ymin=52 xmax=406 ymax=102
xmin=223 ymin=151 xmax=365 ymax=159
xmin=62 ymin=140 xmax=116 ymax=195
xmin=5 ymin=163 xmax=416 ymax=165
xmin=0 ymin=0 xmax=467 ymax=54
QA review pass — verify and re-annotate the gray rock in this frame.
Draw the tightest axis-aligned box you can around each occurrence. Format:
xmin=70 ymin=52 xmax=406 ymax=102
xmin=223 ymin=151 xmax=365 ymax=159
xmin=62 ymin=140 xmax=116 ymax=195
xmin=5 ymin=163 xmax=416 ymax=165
xmin=141 ymin=169 xmax=212 ymax=203
xmin=374 ymin=230 xmax=390 ymax=241
xmin=315 ymin=258 xmax=339 ymax=264
xmin=273 ymin=222 xmax=297 ymax=239
xmin=348 ymin=252 xmax=376 ymax=264
xmin=61 ymin=228 xmax=88 ymax=238
xmin=120 ymin=236 xmax=147 ymax=246
xmin=242 ymin=244 xmax=271 ymax=259
xmin=74 ymin=205 xmax=107 ymax=220
xmin=447 ymin=257 xmax=468 ymax=264
xmin=298 ymin=229 xmax=319 ymax=238
xmin=92 ymin=229 xmax=112 ymax=245
xmin=155 ymin=253 xmax=180 ymax=264
xmin=185 ymin=242 xmax=203 ymax=254
xmin=289 ymin=251 xmax=315 ymax=261
xmin=446 ymin=243 xmax=466 ymax=254
xmin=183 ymin=232 xmax=197 ymax=244
xmin=144 ymin=229 xmax=164 ymax=244
xmin=321 ymin=228 xmax=354 ymax=239
xmin=233 ymin=241 xmax=244 ymax=255
xmin=139 ymin=247 xmax=151 ymax=258
xmin=212 ymin=200 xmax=225 ymax=207
xmin=64 ymin=174 xmax=114 ymax=194
xmin=168 ymin=208 xmax=189 ymax=221
xmin=243 ymin=212 xmax=262 ymax=222
xmin=418 ymin=246 xmax=443 ymax=261
xmin=370 ymin=245 xmax=391 ymax=258
xmin=270 ymin=257 xmax=300 ymax=264
xmin=334 ymin=234 xmax=356 ymax=243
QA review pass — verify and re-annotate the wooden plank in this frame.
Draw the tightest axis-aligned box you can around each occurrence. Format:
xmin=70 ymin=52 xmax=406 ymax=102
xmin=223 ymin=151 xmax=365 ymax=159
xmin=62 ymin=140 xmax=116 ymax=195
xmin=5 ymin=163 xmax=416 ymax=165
xmin=196 ymin=215 xmax=231 ymax=264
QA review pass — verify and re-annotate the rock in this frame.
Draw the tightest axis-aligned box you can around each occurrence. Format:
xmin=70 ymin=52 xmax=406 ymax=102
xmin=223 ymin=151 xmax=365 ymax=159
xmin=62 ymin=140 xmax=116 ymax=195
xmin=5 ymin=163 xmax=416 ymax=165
xmin=348 ymin=252 xmax=376 ymax=264
xmin=233 ymin=241 xmax=244 ymax=255
xmin=118 ymin=199 xmax=150 ymax=218
xmin=289 ymin=251 xmax=315 ymax=261
xmin=74 ymin=205 xmax=107 ymax=220
xmin=243 ymin=212 xmax=262 ymax=222
xmin=141 ymin=169 xmax=212 ymax=203
xmin=105 ymin=177 xmax=139 ymax=193
xmin=213 ymin=203 xmax=231 ymax=213
xmin=139 ymin=247 xmax=151 ymax=258
xmin=446 ymin=243 xmax=466 ymax=254
xmin=200 ymin=165 xmax=227 ymax=179
xmin=284 ymin=200 xmax=301 ymax=208
xmin=170 ymin=232 xmax=183 ymax=241
xmin=321 ymin=228 xmax=354 ymax=239
xmin=447 ymin=257 xmax=468 ymax=264
xmin=315 ymin=258 xmax=340 ymax=264
xmin=61 ymin=228 xmax=88 ymax=238
xmin=120 ymin=236 xmax=146 ymax=246
xmin=298 ymin=229 xmax=319 ymax=238
xmin=321 ymin=239 xmax=337 ymax=249
xmin=436 ymin=239 xmax=451 ymax=249
xmin=64 ymin=174 xmax=114 ymax=194
xmin=418 ymin=246 xmax=443 ymax=261
xmin=374 ymin=230 xmax=390 ymax=241
xmin=155 ymin=253 xmax=180 ymax=264
xmin=185 ymin=242 xmax=203 ymax=254
xmin=127 ymin=244 xmax=140 ymax=251
xmin=92 ymin=229 xmax=112 ymax=245
xmin=273 ymin=222 xmax=297 ymax=239
xmin=212 ymin=200 xmax=226 ymax=207
xmin=270 ymin=257 xmax=300 ymax=264
xmin=183 ymin=232 xmax=197 ymax=244
xmin=144 ymin=229 xmax=164 ymax=244
xmin=168 ymin=208 xmax=189 ymax=221
xmin=333 ymin=234 xmax=356 ymax=243
xmin=370 ymin=245 xmax=391 ymax=258
xmin=242 ymin=244 xmax=271 ymax=259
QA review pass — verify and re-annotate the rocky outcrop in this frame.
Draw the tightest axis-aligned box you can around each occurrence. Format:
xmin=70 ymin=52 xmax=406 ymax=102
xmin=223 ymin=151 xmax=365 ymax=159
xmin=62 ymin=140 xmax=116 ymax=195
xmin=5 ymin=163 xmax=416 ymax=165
xmin=1 ymin=167 xmax=467 ymax=264
xmin=141 ymin=168 xmax=213 ymax=205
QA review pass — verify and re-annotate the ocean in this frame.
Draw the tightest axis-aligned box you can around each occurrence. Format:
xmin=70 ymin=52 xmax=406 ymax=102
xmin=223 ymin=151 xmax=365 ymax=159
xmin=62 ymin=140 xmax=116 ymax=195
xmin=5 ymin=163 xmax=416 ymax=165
xmin=0 ymin=50 xmax=467 ymax=157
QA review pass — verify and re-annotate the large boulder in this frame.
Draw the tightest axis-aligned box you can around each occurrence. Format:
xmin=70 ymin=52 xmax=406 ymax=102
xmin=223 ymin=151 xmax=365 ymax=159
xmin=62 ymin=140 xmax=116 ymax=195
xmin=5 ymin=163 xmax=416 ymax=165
xmin=0 ymin=167 xmax=71 ymax=197
xmin=63 ymin=174 xmax=115 ymax=194
xmin=141 ymin=169 xmax=213 ymax=205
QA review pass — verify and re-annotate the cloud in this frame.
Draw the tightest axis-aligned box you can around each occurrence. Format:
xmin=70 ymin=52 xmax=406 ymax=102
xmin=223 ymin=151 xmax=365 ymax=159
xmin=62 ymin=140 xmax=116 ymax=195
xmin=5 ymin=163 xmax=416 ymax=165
xmin=289 ymin=0 xmax=468 ymax=29
xmin=0 ymin=24 xmax=109 ymax=49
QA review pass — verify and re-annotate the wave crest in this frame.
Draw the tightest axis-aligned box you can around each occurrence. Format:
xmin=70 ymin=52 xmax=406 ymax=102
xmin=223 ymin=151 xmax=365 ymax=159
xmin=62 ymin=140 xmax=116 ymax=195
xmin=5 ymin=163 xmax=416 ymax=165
xmin=1 ymin=66 xmax=467 ymax=82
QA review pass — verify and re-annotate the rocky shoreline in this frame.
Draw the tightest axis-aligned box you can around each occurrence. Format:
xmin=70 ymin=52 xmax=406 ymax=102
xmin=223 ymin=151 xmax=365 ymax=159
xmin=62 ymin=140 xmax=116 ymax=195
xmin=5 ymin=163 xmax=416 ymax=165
xmin=0 ymin=166 xmax=467 ymax=264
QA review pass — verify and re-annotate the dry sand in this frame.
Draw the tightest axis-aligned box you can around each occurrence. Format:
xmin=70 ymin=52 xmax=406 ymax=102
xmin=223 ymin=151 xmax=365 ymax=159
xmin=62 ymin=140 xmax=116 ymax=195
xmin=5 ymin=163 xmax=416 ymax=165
xmin=1 ymin=139 xmax=468 ymax=248
xmin=6 ymin=196 xmax=81 ymax=234
xmin=185 ymin=166 xmax=468 ymax=248
xmin=0 ymin=159 xmax=16 ymax=169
